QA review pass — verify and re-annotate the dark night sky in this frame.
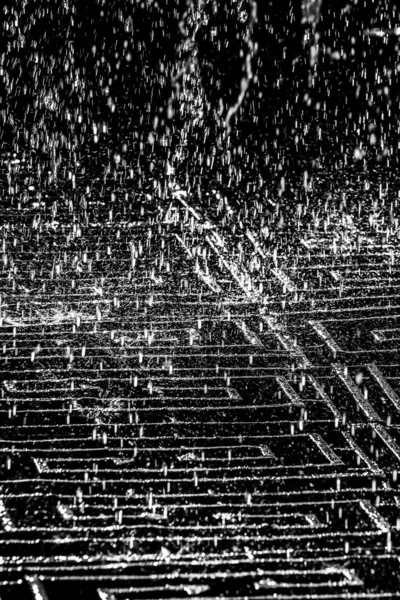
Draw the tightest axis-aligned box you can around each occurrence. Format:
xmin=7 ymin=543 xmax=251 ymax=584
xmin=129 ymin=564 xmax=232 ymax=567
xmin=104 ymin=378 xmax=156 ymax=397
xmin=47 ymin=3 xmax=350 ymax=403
xmin=1 ymin=0 xmax=400 ymax=180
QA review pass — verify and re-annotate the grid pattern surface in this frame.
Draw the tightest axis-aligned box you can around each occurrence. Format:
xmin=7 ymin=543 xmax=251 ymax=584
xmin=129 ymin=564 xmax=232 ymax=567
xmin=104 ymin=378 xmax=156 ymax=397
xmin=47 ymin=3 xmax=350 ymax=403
xmin=1 ymin=157 xmax=400 ymax=597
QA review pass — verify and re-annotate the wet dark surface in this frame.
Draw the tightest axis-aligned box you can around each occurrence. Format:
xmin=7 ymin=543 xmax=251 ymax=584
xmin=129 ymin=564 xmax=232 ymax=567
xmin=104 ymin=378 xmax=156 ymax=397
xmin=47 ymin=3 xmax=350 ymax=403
xmin=2 ymin=151 xmax=400 ymax=597
xmin=2 ymin=0 xmax=400 ymax=598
